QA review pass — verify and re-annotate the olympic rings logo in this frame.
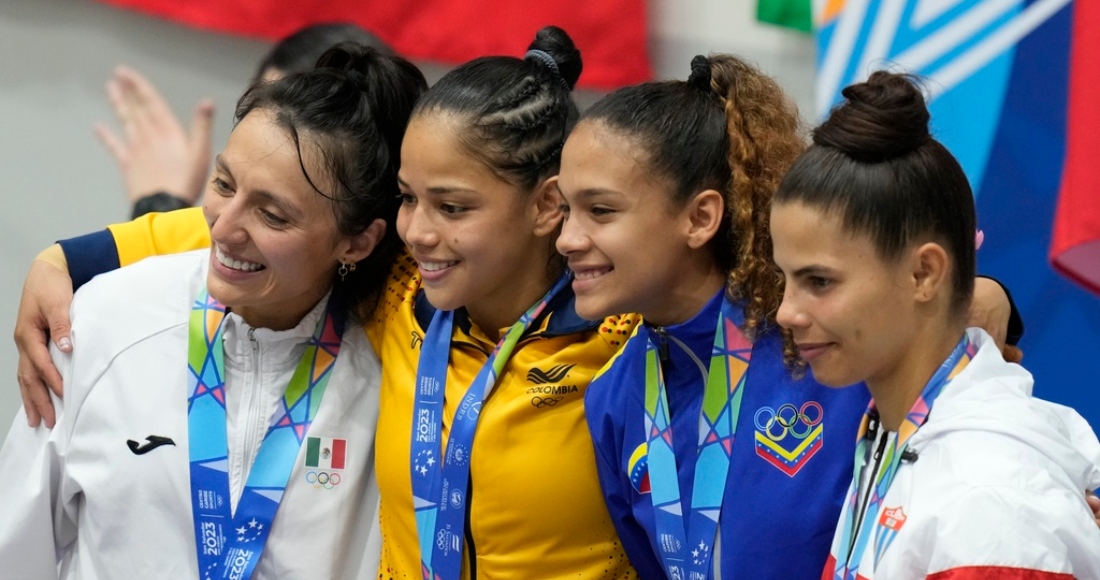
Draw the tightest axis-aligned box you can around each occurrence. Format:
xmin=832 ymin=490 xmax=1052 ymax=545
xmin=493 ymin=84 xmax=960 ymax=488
xmin=754 ymin=402 xmax=823 ymax=441
xmin=305 ymin=470 xmax=342 ymax=489
xmin=436 ymin=529 xmax=451 ymax=551
xmin=530 ymin=396 xmax=564 ymax=409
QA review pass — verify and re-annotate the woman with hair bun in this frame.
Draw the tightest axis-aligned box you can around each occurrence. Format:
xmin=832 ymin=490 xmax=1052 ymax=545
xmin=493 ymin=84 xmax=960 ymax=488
xmin=557 ymin=55 xmax=1028 ymax=579
xmin=0 ymin=43 xmax=427 ymax=579
xmin=771 ymin=71 xmax=1100 ymax=578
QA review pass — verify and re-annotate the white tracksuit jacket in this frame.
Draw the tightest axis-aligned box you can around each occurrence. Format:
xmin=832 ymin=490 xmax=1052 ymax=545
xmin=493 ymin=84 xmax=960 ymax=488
xmin=0 ymin=250 xmax=382 ymax=579
xmin=825 ymin=328 xmax=1100 ymax=579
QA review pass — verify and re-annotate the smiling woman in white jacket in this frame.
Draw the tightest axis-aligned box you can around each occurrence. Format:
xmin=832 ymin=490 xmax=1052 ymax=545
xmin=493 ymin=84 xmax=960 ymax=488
xmin=0 ymin=44 xmax=426 ymax=580
xmin=771 ymin=70 xmax=1100 ymax=580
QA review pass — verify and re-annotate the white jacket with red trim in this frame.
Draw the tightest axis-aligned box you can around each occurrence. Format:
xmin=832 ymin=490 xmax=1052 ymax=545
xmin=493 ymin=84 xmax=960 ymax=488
xmin=824 ymin=328 xmax=1100 ymax=580
xmin=0 ymin=251 xmax=383 ymax=579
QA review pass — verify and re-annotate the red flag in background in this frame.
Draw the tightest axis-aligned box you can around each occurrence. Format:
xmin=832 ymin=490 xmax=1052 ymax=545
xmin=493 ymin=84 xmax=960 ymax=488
xmin=95 ymin=0 xmax=651 ymax=90
xmin=1052 ymin=0 xmax=1100 ymax=295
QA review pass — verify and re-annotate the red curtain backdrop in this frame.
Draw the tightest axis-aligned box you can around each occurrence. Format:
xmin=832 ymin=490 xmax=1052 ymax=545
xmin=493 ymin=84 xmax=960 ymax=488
xmin=1051 ymin=0 xmax=1100 ymax=295
xmin=95 ymin=0 xmax=652 ymax=90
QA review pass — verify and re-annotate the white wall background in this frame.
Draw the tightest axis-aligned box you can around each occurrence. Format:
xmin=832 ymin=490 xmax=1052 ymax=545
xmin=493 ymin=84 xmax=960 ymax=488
xmin=0 ymin=0 xmax=814 ymax=443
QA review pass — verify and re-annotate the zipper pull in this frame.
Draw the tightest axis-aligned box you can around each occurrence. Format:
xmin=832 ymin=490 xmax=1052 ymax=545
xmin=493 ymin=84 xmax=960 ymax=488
xmin=655 ymin=327 xmax=670 ymax=363
xmin=248 ymin=327 xmax=258 ymax=352
xmin=872 ymin=431 xmax=889 ymax=461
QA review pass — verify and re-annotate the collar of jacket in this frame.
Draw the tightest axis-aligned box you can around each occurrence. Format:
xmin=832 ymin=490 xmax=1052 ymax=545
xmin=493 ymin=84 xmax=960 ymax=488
xmin=412 ymin=284 xmax=599 ymax=343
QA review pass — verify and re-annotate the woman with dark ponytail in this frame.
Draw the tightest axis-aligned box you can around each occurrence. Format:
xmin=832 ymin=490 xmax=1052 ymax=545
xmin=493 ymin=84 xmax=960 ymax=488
xmin=374 ymin=25 xmax=639 ymax=579
xmin=556 ymin=57 xmax=1021 ymax=578
xmin=0 ymin=43 xmax=428 ymax=579
xmin=771 ymin=71 xmax=1100 ymax=578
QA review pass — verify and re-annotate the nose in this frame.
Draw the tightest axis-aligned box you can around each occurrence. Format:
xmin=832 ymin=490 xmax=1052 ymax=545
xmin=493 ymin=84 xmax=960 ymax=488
xmin=206 ymin=194 xmax=249 ymax=248
xmin=776 ymin=281 xmax=807 ymax=331
xmin=555 ymin=211 xmax=589 ymax=257
xmin=398 ymin=202 xmax=438 ymax=249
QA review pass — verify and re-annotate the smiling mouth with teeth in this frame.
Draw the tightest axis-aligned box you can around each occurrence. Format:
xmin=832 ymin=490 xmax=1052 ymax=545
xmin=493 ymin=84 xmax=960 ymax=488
xmin=573 ymin=267 xmax=611 ymax=280
xmin=215 ymin=246 xmax=266 ymax=272
xmin=420 ymin=261 xmax=458 ymax=272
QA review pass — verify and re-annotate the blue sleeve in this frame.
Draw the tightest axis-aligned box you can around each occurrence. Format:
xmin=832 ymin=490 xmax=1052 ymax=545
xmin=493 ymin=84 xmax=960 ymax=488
xmin=585 ymin=384 xmax=666 ymax=580
xmin=57 ymin=229 xmax=121 ymax=291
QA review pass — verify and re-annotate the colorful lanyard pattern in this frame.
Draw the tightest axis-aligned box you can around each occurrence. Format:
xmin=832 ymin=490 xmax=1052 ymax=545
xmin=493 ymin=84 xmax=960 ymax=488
xmin=833 ymin=334 xmax=975 ymax=580
xmin=644 ymin=297 xmax=752 ymax=580
xmin=187 ymin=289 xmax=344 ymax=580
xmin=411 ymin=273 xmax=572 ymax=580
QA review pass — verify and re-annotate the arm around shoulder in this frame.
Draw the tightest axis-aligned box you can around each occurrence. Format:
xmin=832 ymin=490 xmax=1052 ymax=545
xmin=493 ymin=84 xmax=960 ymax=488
xmin=107 ymin=206 xmax=210 ymax=268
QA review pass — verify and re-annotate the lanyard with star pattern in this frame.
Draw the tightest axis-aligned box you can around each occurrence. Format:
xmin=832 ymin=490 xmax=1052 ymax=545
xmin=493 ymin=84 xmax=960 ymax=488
xmin=410 ymin=272 xmax=571 ymax=580
xmin=187 ymin=288 xmax=344 ymax=580
xmin=833 ymin=334 xmax=974 ymax=579
xmin=645 ymin=297 xmax=751 ymax=580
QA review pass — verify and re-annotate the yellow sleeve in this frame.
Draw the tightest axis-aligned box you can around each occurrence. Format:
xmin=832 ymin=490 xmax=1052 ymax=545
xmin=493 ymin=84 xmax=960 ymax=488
xmin=106 ymin=207 xmax=210 ymax=267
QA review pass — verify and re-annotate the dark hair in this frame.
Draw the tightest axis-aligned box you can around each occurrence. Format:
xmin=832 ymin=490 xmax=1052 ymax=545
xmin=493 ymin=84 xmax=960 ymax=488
xmin=253 ymin=23 xmax=393 ymax=82
xmin=236 ymin=42 xmax=428 ymax=319
xmin=410 ymin=25 xmax=583 ymax=191
xmin=581 ymin=54 xmax=804 ymax=341
xmin=775 ymin=71 xmax=976 ymax=315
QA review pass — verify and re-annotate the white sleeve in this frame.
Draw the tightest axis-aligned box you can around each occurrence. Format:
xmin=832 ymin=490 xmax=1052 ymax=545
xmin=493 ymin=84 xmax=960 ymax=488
xmin=0 ymin=350 xmax=78 ymax=580
xmin=890 ymin=485 xmax=1100 ymax=579
xmin=1032 ymin=399 xmax=1100 ymax=491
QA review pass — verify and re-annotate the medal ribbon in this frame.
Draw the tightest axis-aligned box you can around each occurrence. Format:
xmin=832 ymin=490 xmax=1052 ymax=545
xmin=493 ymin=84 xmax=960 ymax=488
xmin=833 ymin=334 xmax=975 ymax=580
xmin=411 ymin=273 xmax=572 ymax=580
xmin=644 ymin=297 xmax=751 ymax=580
xmin=187 ymin=289 xmax=345 ymax=580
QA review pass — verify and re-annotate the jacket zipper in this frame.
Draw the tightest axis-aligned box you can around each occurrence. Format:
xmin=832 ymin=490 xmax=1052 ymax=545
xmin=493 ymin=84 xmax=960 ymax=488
xmin=238 ymin=327 xmax=262 ymax=511
xmin=654 ymin=327 xmax=671 ymax=363
xmin=846 ymin=420 xmax=887 ymax=566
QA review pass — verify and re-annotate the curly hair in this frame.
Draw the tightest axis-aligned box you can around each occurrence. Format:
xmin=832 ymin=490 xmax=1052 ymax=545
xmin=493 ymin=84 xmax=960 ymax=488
xmin=708 ymin=54 xmax=806 ymax=366
xmin=580 ymin=53 xmax=808 ymax=366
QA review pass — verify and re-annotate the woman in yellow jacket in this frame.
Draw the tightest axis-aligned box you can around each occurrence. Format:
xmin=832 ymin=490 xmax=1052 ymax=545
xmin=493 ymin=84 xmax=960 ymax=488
xmin=14 ymin=26 xmax=638 ymax=580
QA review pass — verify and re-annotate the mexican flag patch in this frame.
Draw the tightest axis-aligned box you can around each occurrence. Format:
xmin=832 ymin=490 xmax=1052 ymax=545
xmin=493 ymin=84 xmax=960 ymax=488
xmin=305 ymin=437 xmax=346 ymax=470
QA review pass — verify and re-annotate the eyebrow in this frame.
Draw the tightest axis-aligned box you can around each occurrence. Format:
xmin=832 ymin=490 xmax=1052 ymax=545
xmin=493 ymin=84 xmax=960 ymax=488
xmin=566 ymin=187 xmax=622 ymax=201
xmin=214 ymin=155 xmax=301 ymax=220
xmin=791 ymin=264 xmax=836 ymax=278
xmin=397 ymin=175 xmax=479 ymax=195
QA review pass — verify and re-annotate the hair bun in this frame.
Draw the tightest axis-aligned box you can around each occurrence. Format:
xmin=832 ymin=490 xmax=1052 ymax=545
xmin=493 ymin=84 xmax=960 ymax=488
xmin=813 ymin=71 xmax=931 ymax=162
xmin=526 ymin=25 xmax=583 ymax=90
xmin=314 ymin=42 xmax=377 ymax=90
xmin=688 ymin=55 xmax=712 ymax=91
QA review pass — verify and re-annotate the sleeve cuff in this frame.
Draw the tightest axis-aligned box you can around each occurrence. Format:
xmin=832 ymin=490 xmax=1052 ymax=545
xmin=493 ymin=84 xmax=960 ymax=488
xmin=977 ymin=275 xmax=1025 ymax=346
xmin=57 ymin=230 xmax=121 ymax=291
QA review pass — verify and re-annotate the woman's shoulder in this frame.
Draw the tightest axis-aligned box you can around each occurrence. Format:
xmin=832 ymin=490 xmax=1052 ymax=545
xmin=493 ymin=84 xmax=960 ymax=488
xmin=72 ymin=250 xmax=206 ymax=345
xmin=890 ymin=469 xmax=1100 ymax=577
xmin=77 ymin=250 xmax=207 ymax=303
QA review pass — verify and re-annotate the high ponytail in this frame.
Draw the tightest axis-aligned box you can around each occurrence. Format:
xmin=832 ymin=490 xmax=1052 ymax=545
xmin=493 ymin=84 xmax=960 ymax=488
xmin=705 ymin=55 xmax=804 ymax=346
xmin=234 ymin=42 xmax=428 ymax=319
xmin=411 ymin=25 xmax=583 ymax=191
xmin=581 ymin=54 xmax=804 ymax=348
